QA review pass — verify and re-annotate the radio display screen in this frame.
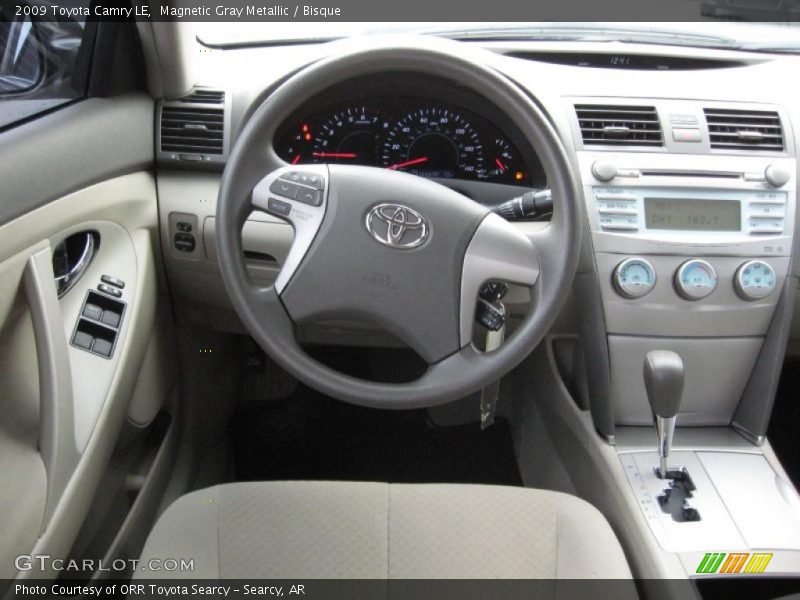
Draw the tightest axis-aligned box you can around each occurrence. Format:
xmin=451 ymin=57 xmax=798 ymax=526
xmin=644 ymin=198 xmax=741 ymax=231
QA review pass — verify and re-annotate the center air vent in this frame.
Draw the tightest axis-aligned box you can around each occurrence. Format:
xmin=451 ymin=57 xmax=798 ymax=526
xmin=704 ymin=108 xmax=784 ymax=152
xmin=159 ymin=89 xmax=227 ymax=166
xmin=575 ymin=104 xmax=663 ymax=147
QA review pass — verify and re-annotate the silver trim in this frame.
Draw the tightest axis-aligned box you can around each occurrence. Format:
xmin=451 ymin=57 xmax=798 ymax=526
xmin=251 ymin=164 xmax=329 ymax=294
xmin=674 ymin=259 xmax=717 ymax=301
xmin=459 ymin=213 xmax=540 ymax=345
xmin=364 ymin=203 xmax=429 ymax=249
xmin=655 ymin=415 xmax=676 ymax=478
xmin=612 ymin=257 xmax=656 ymax=299
xmin=734 ymin=259 xmax=777 ymax=301
xmin=54 ymin=232 xmax=96 ymax=298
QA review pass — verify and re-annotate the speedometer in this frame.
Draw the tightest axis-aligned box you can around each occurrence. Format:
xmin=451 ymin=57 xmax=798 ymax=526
xmin=380 ymin=107 xmax=486 ymax=180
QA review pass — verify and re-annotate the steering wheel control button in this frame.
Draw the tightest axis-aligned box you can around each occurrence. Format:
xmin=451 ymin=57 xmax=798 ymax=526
xmin=270 ymin=179 xmax=300 ymax=199
xmin=101 ymin=275 xmax=125 ymax=289
xmin=283 ymin=171 xmax=325 ymax=190
xmin=735 ymin=260 xmax=777 ymax=301
xmin=295 ymin=187 xmax=322 ymax=207
xmin=613 ymin=258 xmax=656 ymax=299
xmin=98 ymin=283 xmax=122 ymax=298
xmin=475 ymin=298 xmax=506 ymax=331
xmin=675 ymin=259 xmax=717 ymax=301
xmin=174 ymin=232 xmax=196 ymax=252
xmin=267 ymin=197 xmax=292 ymax=217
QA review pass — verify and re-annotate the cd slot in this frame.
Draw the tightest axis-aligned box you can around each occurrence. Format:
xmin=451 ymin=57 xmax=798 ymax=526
xmin=639 ymin=169 xmax=741 ymax=179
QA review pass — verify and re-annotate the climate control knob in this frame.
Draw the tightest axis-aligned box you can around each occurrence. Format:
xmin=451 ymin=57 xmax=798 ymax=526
xmin=675 ymin=259 xmax=717 ymax=301
xmin=735 ymin=260 xmax=777 ymax=301
xmin=613 ymin=258 xmax=656 ymax=299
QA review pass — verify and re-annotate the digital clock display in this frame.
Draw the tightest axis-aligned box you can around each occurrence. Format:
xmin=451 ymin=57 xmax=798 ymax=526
xmin=644 ymin=198 xmax=741 ymax=231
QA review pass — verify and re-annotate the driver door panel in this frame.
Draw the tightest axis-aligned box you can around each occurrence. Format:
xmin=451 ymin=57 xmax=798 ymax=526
xmin=0 ymin=94 xmax=166 ymax=580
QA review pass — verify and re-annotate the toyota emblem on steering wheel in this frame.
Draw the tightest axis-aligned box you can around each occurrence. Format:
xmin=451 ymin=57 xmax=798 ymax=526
xmin=365 ymin=203 xmax=429 ymax=249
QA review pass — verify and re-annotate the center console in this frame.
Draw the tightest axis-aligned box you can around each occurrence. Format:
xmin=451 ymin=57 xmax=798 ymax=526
xmin=565 ymin=97 xmax=800 ymax=582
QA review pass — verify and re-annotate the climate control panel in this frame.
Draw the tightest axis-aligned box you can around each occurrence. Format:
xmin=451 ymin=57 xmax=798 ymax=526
xmin=675 ymin=259 xmax=717 ymax=301
xmin=612 ymin=257 xmax=777 ymax=302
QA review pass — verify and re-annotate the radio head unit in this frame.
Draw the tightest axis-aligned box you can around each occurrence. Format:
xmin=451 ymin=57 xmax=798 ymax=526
xmin=594 ymin=186 xmax=786 ymax=237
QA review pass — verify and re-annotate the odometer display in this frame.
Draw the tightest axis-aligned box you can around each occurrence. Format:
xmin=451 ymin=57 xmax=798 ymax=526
xmin=381 ymin=107 xmax=486 ymax=180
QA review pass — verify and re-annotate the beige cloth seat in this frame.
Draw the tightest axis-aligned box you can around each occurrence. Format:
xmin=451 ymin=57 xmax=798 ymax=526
xmin=137 ymin=481 xmax=631 ymax=579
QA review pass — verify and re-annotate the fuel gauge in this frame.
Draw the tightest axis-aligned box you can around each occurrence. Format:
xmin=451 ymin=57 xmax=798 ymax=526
xmin=488 ymin=137 xmax=527 ymax=184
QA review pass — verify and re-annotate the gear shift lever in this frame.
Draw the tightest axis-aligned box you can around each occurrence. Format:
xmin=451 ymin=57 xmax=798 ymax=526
xmin=644 ymin=351 xmax=685 ymax=478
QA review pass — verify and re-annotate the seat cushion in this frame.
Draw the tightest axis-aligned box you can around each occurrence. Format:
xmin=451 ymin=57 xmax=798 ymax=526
xmin=137 ymin=481 xmax=631 ymax=579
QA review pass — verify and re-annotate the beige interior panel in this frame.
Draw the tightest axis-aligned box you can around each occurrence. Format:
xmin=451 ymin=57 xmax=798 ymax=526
xmin=0 ymin=172 xmax=164 ymax=580
xmin=0 ymin=242 xmax=48 ymax=579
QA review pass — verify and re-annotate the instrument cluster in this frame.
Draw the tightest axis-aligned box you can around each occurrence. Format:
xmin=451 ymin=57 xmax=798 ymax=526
xmin=275 ymin=99 xmax=533 ymax=187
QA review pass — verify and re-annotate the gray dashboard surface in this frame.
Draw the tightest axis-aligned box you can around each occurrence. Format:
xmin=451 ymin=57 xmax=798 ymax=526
xmin=0 ymin=94 xmax=154 ymax=227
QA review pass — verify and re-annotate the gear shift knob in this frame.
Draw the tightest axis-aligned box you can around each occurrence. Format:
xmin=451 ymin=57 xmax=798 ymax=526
xmin=643 ymin=350 xmax=684 ymax=478
xmin=644 ymin=351 xmax=685 ymax=419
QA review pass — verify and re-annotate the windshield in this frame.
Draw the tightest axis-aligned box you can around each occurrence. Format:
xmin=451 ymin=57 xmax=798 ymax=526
xmin=196 ymin=22 xmax=800 ymax=53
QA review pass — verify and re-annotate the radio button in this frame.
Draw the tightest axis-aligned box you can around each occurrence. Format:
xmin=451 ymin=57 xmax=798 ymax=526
xmin=600 ymin=218 xmax=639 ymax=231
xmin=749 ymin=209 xmax=786 ymax=219
xmin=598 ymin=208 xmax=638 ymax=216
xmin=765 ymin=164 xmax=791 ymax=188
xmin=749 ymin=225 xmax=784 ymax=234
xmin=595 ymin=192 xmax=636 ymax=202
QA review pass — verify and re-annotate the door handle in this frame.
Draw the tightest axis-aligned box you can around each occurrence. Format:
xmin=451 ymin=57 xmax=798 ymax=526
xmin=53 ymin=232 xmax=96 ymax=298
xmin=24 ymin=247 xmax=79 ymax=531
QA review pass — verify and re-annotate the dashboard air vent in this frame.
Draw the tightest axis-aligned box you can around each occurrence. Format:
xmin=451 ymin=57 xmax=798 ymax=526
xmin=181 ymin=89 xmax=225 ymax=104
xmin=704 ymin=108 xmax=784 ymax=152
xmin=575 ymin=104 xmax=663 ymax=147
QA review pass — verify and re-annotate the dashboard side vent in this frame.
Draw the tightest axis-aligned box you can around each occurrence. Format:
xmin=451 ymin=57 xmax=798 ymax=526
xmin=575 ymin=104 xmax=663 ymax=147
xmin=160 ymin=106 xmax=224 ymax=154
xmin=704 ymin=108 xmax=784 ymax=152
xmin=181 ymin=89 xmax=225 ymax=104
xmin=158 ymin=89 xmax=227 ymax=166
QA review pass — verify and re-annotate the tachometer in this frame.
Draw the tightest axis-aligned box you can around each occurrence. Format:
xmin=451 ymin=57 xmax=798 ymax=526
xmin=312 ymin=106 xmax=388 ymax=164
xmin=381 ymin=107 xmax=486 ymax=180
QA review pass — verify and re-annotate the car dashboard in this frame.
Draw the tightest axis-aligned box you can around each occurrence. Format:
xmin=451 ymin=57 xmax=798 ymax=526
xmin=152 ymin=33 xmax=800 ymax=582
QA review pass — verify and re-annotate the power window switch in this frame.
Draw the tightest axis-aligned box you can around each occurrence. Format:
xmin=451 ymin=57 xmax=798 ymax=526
xmin=101 ymin=310 xmax=121 ymax=328
xmin=98 ymin=283 xmax=122 ymax=298
xmin=92 ymin=338 xmax=113 ymax=358
xmin=176 ymin=222 xmax=193 ymax=233
xmin=101 ymin=275 xmax=125 ymax=289
xmin=82 ymin=303 xmax=103 ymax=321
xmin=73 ymin=331 xmax=93 ymax=350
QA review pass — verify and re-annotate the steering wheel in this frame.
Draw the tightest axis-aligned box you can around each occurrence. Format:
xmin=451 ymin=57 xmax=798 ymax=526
xmin=216 ymin=37 xmax=582 ymax=409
